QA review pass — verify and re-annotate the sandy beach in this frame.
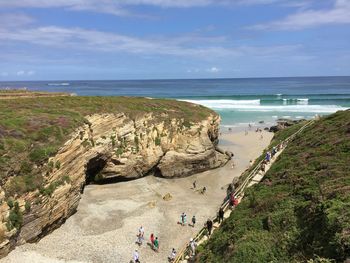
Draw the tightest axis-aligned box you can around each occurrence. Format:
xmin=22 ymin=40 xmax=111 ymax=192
xmin=0 ymin=130 xmax=273 ymax=263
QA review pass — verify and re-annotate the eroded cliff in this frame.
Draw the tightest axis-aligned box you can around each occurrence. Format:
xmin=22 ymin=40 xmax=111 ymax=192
xmin=0 ymin=102 xmax=229 ymax=257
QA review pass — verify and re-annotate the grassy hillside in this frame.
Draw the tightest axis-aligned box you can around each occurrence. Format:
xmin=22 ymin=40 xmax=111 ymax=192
xmin=197 ymin=110 xmax=350 ymax=263
xmin=0 ymin=94 xmax=214 ymax=197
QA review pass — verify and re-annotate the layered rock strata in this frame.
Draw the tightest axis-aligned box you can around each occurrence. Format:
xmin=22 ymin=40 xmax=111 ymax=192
xmin=0 ymin=112 xmax=229 ymax=256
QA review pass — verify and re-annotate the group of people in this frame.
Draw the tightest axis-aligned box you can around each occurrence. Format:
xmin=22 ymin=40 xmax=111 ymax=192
xmin=133 ymin=226 xmax=161 ymax=263
xmin=265 ymin=146 xmax=278 ymax=163
xmin=192 ymin=180 xmax=207 ymax=194
xmin=180 ymin=212 xmax=197 ymax=227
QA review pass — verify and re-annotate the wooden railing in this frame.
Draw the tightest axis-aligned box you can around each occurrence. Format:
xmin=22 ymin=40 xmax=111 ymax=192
xmin=173 ymin=120 xmax=314 ymax=263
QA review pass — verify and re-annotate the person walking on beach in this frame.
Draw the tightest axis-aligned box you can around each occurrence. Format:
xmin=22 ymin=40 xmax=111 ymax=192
xmin=218 ymin=207 xmax=224 ymax=223
xmin=191 ymin=215 xmax=196 ymax=227
xmin=180 ymin=212 xmax=187 ymax=226
xmin=193 ymin=180 xmax=196 ymax=189
xmin=168 ymin=248 xmax=176 ymax=262
xmin=136 ymin=226 xmax=144 ymax=245
xmin=150 ymin=233 xmax=155 ymax=249
xmin=153 ymin=237 xmax=159 ymax=252
xmin=201 ymin=186 xmax=206 ymax=194
xmin=206 ymin=218 xmax=213 ymax=236
xmin=133 ymin=249 xmax=140 ymax=263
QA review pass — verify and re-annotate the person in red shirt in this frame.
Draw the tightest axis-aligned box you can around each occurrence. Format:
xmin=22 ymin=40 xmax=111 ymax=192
xmin=150 ymin=233 xmax=155 ymax=249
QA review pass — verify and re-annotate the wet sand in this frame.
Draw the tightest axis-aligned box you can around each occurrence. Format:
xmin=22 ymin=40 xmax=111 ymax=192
xmin=0 ymin=130 xmax=273 ymax=263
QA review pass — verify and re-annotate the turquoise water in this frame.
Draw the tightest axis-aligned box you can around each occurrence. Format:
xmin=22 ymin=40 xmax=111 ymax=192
xmin=1 ymin=77 xmax=350 ymax=128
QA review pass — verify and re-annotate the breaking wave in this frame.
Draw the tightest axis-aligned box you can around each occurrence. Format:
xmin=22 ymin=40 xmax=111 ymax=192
xmin=47 ymin=83 xmax=70 ymax=86
xmin=182 ymin=99 xmax=347 ymax=113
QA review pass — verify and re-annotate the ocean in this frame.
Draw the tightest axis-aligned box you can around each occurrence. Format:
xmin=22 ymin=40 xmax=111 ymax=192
xmin=1 ymin=76 xmax=350 ymax=129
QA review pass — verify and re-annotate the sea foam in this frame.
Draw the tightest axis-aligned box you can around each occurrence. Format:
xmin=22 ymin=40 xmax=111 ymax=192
xmin=182 ymin=99 xmax=346 ymax=113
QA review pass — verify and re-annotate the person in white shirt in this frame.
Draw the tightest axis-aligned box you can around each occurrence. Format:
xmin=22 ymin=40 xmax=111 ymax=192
xmin=133 ymin=249 xmax=140 ymax=263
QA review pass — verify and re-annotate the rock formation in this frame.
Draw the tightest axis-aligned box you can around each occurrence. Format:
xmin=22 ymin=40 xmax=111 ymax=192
xmin=269 ymin=119 xmax=305 ymax=133
xmin=0 ymin=111 xmax=229 ymax=257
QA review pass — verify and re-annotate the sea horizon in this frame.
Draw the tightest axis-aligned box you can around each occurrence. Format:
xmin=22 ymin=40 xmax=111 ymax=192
xmin=1 ymin=76 xmax=350 ymax=129
xmin=1 ymin=75 xmax=350 ymax=82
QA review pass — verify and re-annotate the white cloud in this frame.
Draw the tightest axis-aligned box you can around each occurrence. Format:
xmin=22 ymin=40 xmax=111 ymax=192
xmin=0 ymin=0 xmax=219 ymax=17
xmin=27 ymin=70 xmax=36 ymax=76
xmin=248 ymin=0 xmax=350 ymax=30
xmin=187 ymin=68 xmax=200 ymax=73
xmin=207 ymin=67 xmax=220 ymax=73
xmin=0 ymin=23 xmax=305 ymax=60
xmin=0 ymin=13 xmax=34 ymax=29
xmin=15 ymin=70 xmax=36 ymax=76
xmin=0 ymin=0 xmax=315 ymax=17
xmin=16 ymin=70 xmax=25 ymax=76
xmin=0 ymin=25 xmax=304 ymax=59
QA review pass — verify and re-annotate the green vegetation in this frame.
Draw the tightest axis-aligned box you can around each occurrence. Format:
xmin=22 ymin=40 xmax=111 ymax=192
xmin=155 ymin=136 xmax=161 ymax=146
xmin=6 ymin=200 xmax=23 ymax=231
xmin=134 ymin=135 xmax=139 ymax=152
xmin=55 ymin=160 xmax=61 ymax=170
xmin=24 ymin=200 xmax=31 ymax=212
xmin=0 ymin=94 xmax=214 ymax=198
xmin=115 ymin=147 xmax=124 ymax=157
xmin=110 ymin=135 xmax=116 ymax=147
xmin=198 ymin=110 xmax=350 ymax=263
xmin=39 ymin=175 xmax=70 ymax=197
xmin=237 ymin=121 xmax=306 ymax=187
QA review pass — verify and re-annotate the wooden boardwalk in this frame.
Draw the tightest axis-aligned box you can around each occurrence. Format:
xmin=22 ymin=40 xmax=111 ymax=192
xmin=174 ymin=120 xmax=314 ymax=263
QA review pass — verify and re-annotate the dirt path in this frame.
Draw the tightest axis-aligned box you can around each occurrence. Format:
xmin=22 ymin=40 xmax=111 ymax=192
xmin=0 ymin=130 xmax=273 ymax=263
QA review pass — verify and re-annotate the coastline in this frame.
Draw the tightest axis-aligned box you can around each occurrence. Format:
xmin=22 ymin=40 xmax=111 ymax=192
xmin=0 ymin=129 xmax=273 ymax=263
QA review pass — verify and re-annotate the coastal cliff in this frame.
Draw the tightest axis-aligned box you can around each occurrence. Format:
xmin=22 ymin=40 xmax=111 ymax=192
xmin=0 ymin=95 xmax=229 ymax=257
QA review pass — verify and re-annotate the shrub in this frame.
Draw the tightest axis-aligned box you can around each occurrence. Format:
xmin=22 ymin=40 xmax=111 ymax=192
xmin=6 ymin=174 xmax=43 ymax=197
xmin=110 ymin=135 xmax=116 ymax=147
xmin=7 ymin=199 xmax=14 ymax=209
xmin=39 ymin=175 xmax=70 ymax=197
xmin=20 ymin=161 xmax=32 ymax=175
xmin=48 ymin=160 xmax=54 ymax=168
xmin=55 ymin=160 xmax=61 ymax=170
xmin=7 ymin=201 xmax=23 ymax=230
xmin=155 ymin=137 xmax=161 ymax=146
xmin=25 ymin=201 xmax=31 ymax=212
xmin=115 ymin=148 xmax=124 ymax=157
xmin=29 ymin=146 xmax=57 ymax=163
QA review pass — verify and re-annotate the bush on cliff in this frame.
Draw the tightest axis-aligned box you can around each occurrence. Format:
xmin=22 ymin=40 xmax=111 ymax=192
xmin=197 ymin=110 xmax=350 ymax=263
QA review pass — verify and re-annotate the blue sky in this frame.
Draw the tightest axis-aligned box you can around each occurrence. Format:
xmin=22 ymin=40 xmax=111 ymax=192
xmin=0 ymin=0 xmax=349 ymax=80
